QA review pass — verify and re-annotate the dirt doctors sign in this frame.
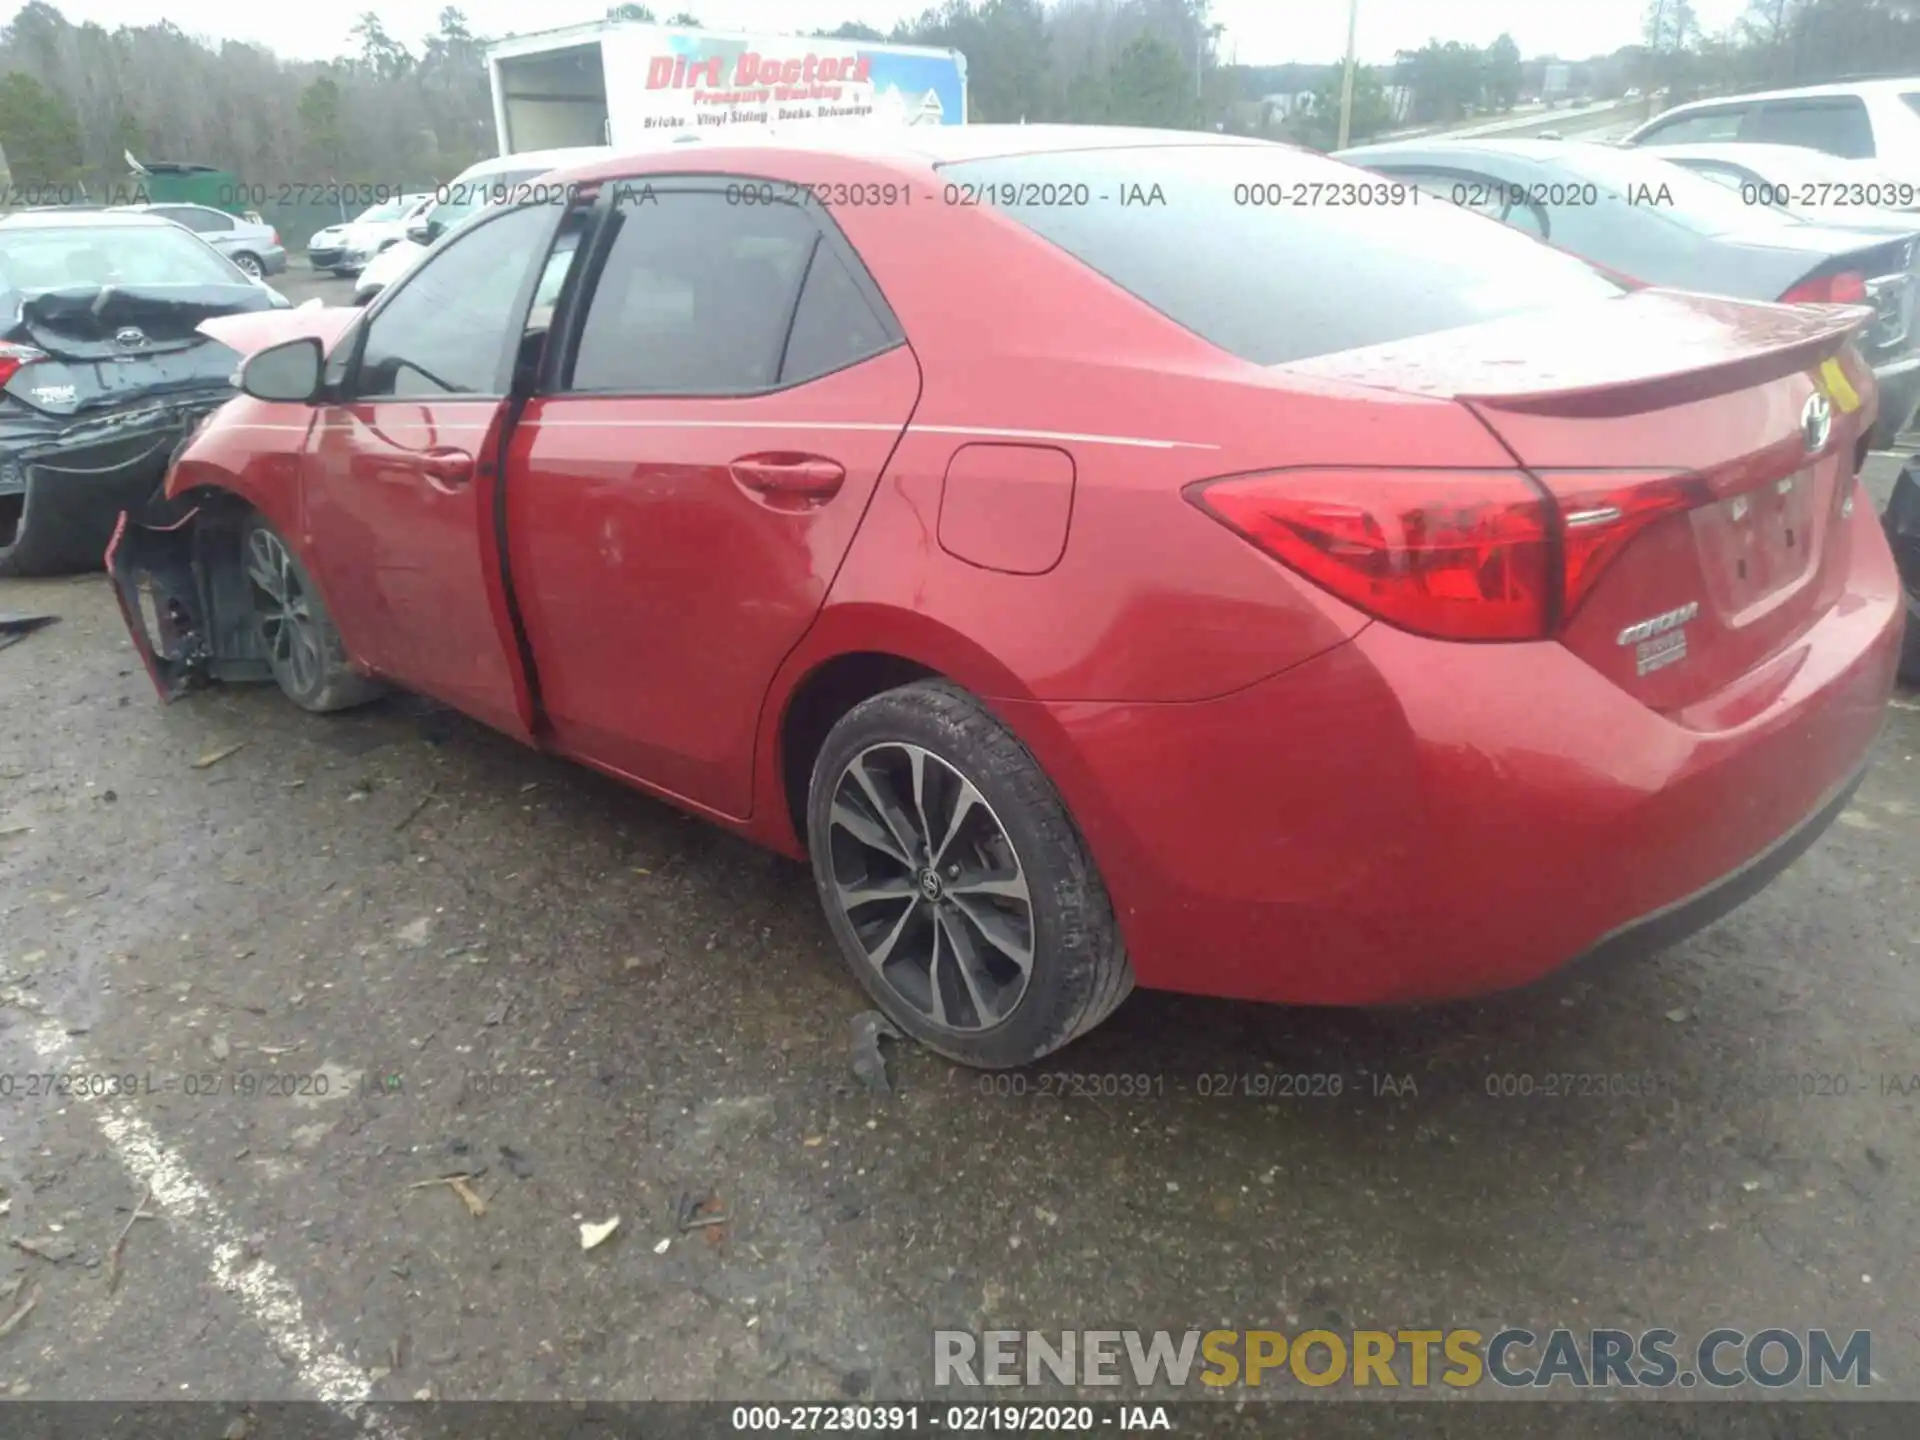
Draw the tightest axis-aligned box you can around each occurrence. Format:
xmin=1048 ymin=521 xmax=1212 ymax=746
xmin=610 ymin=29 xmax=967 ymax=135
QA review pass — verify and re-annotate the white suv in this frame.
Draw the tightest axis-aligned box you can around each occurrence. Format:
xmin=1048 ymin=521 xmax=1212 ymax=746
xmin=1622 ymin=78 xmax=1920 ymax=182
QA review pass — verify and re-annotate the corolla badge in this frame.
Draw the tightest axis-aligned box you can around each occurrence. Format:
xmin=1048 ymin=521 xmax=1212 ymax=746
xmin=1619 ymin=601 xmax=1699 ymax=677
xmin=1802 ymin=392 xmax=1833 ymax=455
xmin=114 ymin=326 xmax=149 ymax=350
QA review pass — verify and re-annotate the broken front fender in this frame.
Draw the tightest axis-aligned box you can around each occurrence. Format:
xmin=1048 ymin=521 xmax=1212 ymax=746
xmin=107 ymin=502 xmax=272 ymax=702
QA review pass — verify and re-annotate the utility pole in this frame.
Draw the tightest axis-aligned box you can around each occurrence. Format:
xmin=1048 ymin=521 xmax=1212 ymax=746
xmin=1337 ymin=0 xmax=1360 ymax=149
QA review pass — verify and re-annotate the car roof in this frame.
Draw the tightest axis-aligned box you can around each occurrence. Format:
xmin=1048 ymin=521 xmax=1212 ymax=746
xmin=542 ymin=125 xmax=1278 ymax=185
xmin=0 ymin=208 xmax=181 ymax=230
xmin=1644 ymin=77 xmax=1920 ymax=114
xmin=1339 ymin=137 xmax=1632 ymax=163
xmin=454 ymin=147 xmax=617 ymax=180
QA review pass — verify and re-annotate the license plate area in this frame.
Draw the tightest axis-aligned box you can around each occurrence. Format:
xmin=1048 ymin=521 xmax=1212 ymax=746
xmin=1690 ymin=466 xmax=1819 ymax=617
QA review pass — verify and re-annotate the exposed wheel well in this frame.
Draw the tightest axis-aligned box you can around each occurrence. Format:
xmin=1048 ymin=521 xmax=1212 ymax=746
xmin=780 ymin=652 xmax=939 ymax=849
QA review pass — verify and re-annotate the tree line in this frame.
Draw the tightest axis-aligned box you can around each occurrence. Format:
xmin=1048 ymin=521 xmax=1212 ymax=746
xmin=0 ymin=0 xmax=1232 ymax=195
xmin=4 ymin=0 xmax=1920 ymax=202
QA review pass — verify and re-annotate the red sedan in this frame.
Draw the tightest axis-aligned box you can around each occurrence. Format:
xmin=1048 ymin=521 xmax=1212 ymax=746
xmin=110 ymin=128 xmax=1902 ymax=1068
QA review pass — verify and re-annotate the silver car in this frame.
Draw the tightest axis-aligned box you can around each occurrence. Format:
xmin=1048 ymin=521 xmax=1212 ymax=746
xmin=108 ymin=202 xmax=287 ymax=278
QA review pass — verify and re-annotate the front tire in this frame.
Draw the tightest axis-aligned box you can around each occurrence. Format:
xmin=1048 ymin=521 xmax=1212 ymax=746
xmin=240 ymin=516 xmax=384 ymax=712
xmin=807 ymin=680 xmax=1133 ymax=1069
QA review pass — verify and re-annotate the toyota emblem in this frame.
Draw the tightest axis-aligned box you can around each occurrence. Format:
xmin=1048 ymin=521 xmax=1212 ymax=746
xmin=1802 ymin=392 xmax=1833 ymax=455
xmin=114 ymin=326 xmax=148 ymax=349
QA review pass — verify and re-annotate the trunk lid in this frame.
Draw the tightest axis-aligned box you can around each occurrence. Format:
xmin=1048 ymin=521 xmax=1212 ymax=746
xmin=1287 ymin=288 xmax=1877 ymax=713
xmin=5 ymin=283 xmax=273 ymax=416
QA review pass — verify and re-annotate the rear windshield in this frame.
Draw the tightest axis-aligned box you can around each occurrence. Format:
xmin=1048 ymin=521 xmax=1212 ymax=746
xmin=1523 ymin=143 xmax=1809 ymax=236
xmin=0 ymin=224 xmax=244 ymax=291
xmin=939 ymin=146 xmax=1624 ymax=365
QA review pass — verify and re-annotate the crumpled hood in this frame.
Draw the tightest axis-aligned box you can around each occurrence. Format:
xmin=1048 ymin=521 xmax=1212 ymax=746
xmin=195 ymin=302 xmax=361 ymax=360
xmin=17 ymin=284 xmax=273 ymax=358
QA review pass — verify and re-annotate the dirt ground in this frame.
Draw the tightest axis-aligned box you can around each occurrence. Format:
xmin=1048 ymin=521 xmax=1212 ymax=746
xmin=0 ymin=264 xmax=1915 ymax=1432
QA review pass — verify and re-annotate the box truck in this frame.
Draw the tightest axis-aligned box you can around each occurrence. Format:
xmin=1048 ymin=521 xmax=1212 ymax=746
xmin=486 ymin=20 xmax=968 ymax=153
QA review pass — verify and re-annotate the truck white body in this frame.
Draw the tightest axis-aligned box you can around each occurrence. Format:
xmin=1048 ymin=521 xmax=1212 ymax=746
xmin=486 ymin=21 xmax=968 ymax=153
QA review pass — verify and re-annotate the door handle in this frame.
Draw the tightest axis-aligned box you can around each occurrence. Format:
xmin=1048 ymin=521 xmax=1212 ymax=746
xmin=729 ymin=453 xmax=847 ymax=501
xmin=418 ymin=447 xmax=474 ymax=492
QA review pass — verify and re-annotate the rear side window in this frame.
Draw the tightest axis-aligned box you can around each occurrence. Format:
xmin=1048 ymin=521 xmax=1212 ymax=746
xmin=1753 ymin=97 xmax=1875 ymax=158
xmin=940 ymin=147 xmax=1622 ymax=366
xmin=566 ymin=189 xmax=821 ymax=395
xmin=780 ymin=242 xmax=895 ymax=385
xmin=1633 ymin=106 xmax=1749 ymax=144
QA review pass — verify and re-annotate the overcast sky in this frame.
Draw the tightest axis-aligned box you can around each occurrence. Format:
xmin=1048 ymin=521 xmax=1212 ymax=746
xmin=32 ymin=0 xmax=1756 ymax=67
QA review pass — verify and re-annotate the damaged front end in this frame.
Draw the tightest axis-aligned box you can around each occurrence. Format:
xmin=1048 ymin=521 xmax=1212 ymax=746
xmin=107 ymin=496 xmax=271 ymax=701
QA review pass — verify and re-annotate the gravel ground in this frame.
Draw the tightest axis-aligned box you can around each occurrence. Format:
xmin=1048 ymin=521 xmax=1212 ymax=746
xmin=0 ymin=265 xmax=1914 ymax=1433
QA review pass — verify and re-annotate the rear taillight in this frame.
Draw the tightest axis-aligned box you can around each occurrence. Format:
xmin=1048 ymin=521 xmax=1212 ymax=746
xmin=270 ymin=228 xmax=281 ymax=246
xmin=0 ymin=342 xmax=46 ymax=389
xmin=1188 ymin=467 xmax=1710 ymax=642
xmin=1782 ymin=270 xmax=1869 ymax=305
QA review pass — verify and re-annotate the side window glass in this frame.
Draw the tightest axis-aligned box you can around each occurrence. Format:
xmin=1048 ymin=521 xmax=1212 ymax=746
xmin=195 ymin=208 xmax=235 ymax=232
xmin=1502 ymin=201 xmax=1549 ymax=239
xmin=780 ymin=240 xmax=895 ymax=385
xmin=356 ymin=203 xmax=556 ymax=400
xmin=1753 ymin=98 xmax=1876 ymax=158
xmin=1641 ymin=107 xmax=1746 ymax=144
xmin=566 ymin=188 xmax=816 ymax=395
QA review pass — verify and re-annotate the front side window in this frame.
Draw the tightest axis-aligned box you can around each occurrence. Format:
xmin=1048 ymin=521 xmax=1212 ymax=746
xmin=564 ymin=188 xmax=819 ymax=395
xmin=355 ymin=203 xmax=557 ymax=399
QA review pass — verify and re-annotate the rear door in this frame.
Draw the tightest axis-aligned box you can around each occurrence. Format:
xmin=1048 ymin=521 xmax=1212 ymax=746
xmin=505 ymin=178 xmax=921 ymax=817
xmin=301 ymin=201 xmax=564 ymax=737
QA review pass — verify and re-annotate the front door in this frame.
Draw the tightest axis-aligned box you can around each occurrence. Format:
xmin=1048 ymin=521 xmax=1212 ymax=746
xmin=505 ymin=181 xmax=921 ymax=817
xmin=302 ymin=202 xmax=564 ymax=739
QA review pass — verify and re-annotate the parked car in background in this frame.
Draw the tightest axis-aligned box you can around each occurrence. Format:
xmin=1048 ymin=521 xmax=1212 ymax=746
xmin=108 ymin=129 xmax=1898 ymax=1067
xmin=307 ymin=193 xmax=434 ymax=276
xmin=109 ymin=202 xmax=287 ymax=278
xmin=0 ymin=210 xmax=286 ymax=576
xmin=351 ymin=148 xmax=612 ymax=303
xmin=1337 ymin=137 xmax=1920 ymax=446
xmin=1620 ymin=78 xmax=1920 ymax=179
xmin=1627 ymin=141 xmax=1920 ymax=223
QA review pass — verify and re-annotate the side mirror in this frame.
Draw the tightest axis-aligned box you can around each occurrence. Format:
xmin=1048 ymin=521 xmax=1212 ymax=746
xmin=406 ymin=217 xmax=435 ymax=245
xmin=238 ymin=336 xmax=324 ymax=404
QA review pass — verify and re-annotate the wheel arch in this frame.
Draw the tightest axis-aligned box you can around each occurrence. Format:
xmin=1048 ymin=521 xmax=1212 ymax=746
xmin=754 ymin=604 xmax=1059 ymax=857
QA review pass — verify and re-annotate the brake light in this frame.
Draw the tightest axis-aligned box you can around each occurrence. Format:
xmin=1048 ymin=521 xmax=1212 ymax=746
xmin=1188 ymin=470 xmax=1553 ymax=640
xmin=0 ymin=342 xmax=46 ymax=388
xmin=270 ymin=228 xmax=281 ymax=246
xmin=1782 ymin=270 xmax=1869 ymax=305
xmin=1188 ymin=467 xmax=1712 ymax=642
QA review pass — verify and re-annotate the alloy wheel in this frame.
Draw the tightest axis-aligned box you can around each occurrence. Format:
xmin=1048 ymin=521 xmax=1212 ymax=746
xmin=826 ymin=743 xmax=1035 ymax=1033
xmin=235 ymin=254 xmax=264 ymax=278
xmin=245 ymin=528 xmax=323 ymax=696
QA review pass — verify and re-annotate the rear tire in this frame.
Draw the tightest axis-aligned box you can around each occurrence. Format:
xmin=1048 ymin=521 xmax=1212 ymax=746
xmin=806 ymin=680 xmax=1133 ymax=1069
xmin=232 ymin=252 xmax=265 ymax=279
xmin=239 ymin=515 xmax=384 ymax=712
xmin=0 ymin=468 xmax=115 ymax=577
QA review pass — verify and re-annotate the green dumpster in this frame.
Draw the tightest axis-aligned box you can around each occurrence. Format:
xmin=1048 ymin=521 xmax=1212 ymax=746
xmin=126 ymin=161 xmax=250 ymax=217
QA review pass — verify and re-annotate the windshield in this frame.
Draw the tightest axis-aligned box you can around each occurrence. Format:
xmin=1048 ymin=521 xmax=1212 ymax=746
xmin=355 ymin=196 xmax=416 ymax=224
xmin=429 ymin=170 xmax=545 ymax=236
xmin=0 ymin=224 xmax=246 ymax=291
xmin=939 ymin=145 xmax=1624 ymax=366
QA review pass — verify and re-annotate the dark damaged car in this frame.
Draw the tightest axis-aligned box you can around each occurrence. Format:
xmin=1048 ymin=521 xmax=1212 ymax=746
xmin=0 ymin=209 xmax=289 ymax=577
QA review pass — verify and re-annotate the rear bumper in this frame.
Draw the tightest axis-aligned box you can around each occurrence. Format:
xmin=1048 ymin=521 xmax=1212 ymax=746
xmin=258 ymin=246 xmax=289 ymax=276
xmin=1005 ymin=499 xmax=1901 ymax=1007
xmin=0 ymin=396 xmax=229 ymax=561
